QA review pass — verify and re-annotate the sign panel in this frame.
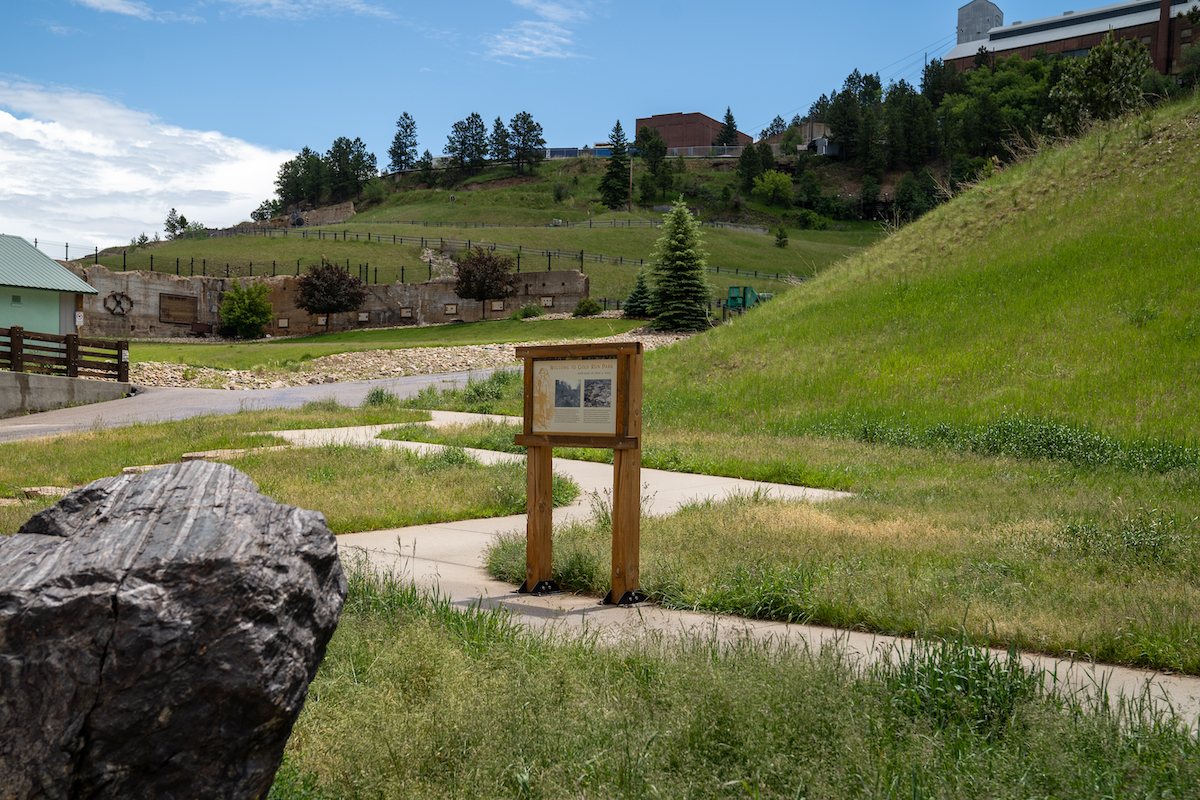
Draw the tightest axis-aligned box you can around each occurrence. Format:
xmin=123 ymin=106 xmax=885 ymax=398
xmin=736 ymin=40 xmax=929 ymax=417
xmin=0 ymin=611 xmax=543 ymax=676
xmin=532 ymin=358 xmax=617 ymax=436
xmin=159 ymin=294 xmax=198 ymax=324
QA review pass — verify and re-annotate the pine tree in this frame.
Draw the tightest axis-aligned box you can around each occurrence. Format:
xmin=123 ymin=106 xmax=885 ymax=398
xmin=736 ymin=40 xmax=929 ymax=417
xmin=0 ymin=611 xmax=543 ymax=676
xmin=623 ymin=269 xmax=652 ymax=317
xmin=598 ymin=120 xmax=630 ymax=209
xmin=649 ymin=198 xmax=711 ymax=331
xmin=736 ymin=143 xmax=762 ymax=192
xmin=774 ymin=227 xmax=789 ymax=248
xmin=387 ymin=112 xmax=418 ymax=172
xmin=164 ymin=208 xmax=180 ymax=239
xmin=489 ymin=116 xmax=512 ymax=164
xmin=508 ymin=111 xmax=545 ymax=175
xmin=714 ymin=107 xmax=740 ymax=147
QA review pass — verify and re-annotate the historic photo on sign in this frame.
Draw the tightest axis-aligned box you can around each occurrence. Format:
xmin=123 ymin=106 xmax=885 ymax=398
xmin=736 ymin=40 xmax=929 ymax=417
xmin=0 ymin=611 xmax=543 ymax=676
xmin=533 ymin=358 xmax=617 ymax=435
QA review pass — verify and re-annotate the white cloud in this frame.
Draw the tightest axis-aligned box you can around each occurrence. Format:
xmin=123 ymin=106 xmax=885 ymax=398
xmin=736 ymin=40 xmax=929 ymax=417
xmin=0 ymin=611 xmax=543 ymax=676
xmin=0 ymin=79 xmax=292 ymax=249
xmin=73 ymin=0 xmax=156 ymax=20
xmin=485 ymin=21 xmax=579 ymax=60
xmin=218 ymin=0 xmax=395 ymax=20
xmin=510 ymin=0 xmax=588 ymax=24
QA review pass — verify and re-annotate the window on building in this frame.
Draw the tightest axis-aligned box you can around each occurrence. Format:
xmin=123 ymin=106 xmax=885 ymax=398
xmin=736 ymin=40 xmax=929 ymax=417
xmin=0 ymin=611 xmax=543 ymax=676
xmin=1183 ymin=28 xmax=1192 ymax=39
xmin=11 ymin=295 xmax=21 ymax=306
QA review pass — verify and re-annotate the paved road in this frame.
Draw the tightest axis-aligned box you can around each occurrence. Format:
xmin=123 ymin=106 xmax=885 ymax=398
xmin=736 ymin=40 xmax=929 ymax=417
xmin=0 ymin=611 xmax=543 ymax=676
xmin=0 ymin=371 xmax=484 ymax=442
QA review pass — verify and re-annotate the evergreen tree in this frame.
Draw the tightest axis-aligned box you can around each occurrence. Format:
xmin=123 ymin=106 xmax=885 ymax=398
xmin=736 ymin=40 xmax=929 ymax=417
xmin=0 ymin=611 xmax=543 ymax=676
xmin=508 ymin=111 xmax=546 ymax=175
xmin=635 ymin=126 xmax=673 ymax=199
xmin=757 ymin=140 xmax=775 ymax=173
xmin=774 ymin=227 xmax=789 ymax=248
xmin=714 ymin=107 xmax=740 ymax=147
xmin=324 ymin=137 xmax=377 ymax=203
xmin=489 ymin=116 xmax=512 ymax=164
xmin=759 ymin=115 xmax=787 ymax=139
xmin=387 ymin=112 xmax=418 ymax=172
xmin=623 ymin=269 xmax=652 ymax=317
xmin=598 ymin=120 xmax=630 ymax=209
xmin=649 ymin=198 xmax=711 ymax=331
xmin=736 ymin=142 xmax=762 ymax=192
xmin=275 ymin=146 xmax=327 ymax=208
xmin=164 ymin=208 xmax=180 ymax=239
xmin=417 ymin=149 xmax=435 ymax=185
xmin=446 ymin=113 xmax=488 ymax=175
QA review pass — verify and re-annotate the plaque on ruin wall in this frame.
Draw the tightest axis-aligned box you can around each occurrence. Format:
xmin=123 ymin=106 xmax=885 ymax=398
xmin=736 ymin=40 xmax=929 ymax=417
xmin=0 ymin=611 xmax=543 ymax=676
xmin=159 ymin=294 xmax=198 ymax=324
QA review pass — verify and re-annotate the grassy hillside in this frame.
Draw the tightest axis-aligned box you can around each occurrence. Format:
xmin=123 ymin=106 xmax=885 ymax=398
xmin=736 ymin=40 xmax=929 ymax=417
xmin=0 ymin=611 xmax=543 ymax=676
xmin=396 ymin=97 xmax=1200 ymax=673
xmin=648 ymin=97 xmax=1200 ymax=446
xmin=93 ymin=158 xmax=883 ymax=303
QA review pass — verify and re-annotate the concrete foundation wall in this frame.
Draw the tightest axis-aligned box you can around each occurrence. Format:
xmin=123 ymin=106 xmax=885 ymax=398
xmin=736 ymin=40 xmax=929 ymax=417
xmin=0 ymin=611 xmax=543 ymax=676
xmin=66 ymin=264 xmax=590 ymax=339
xmin=0 ymin=371 xmax=131 ymax=418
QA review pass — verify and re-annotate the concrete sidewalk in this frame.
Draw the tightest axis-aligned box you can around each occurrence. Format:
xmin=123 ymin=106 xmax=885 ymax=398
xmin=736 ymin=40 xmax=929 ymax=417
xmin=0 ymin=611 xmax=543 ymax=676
xmin=272 ymin=415 xmax=1200 ymax=731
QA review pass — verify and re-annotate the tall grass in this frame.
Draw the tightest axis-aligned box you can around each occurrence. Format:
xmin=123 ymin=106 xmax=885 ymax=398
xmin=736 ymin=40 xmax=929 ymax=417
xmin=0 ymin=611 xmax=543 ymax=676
xmin=272 ymin=564 xmax=1200 ymax=799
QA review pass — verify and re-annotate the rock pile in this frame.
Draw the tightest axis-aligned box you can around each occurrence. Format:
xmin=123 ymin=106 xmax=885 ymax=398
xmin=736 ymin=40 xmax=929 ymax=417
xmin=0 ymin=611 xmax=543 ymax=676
xmin=131 ymin=328 xmax=692 ymax=390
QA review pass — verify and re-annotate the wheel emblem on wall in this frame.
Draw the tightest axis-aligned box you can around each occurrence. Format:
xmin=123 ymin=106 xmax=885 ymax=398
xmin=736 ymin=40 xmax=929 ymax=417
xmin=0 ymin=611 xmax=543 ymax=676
xmin=104 ymin=292 xmax=133 ymax=315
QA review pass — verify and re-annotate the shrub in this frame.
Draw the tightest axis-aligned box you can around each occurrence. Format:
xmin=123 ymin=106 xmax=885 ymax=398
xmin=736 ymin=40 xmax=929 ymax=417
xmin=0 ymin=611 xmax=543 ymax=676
xmin=790 ymin=209 xmax=829 ymax=230
xmin=362 ymin=387 xmax=399 ymax=407
xmin=509 ymin=303 xmax=543 ymax=320
xmin=296 ymin=260 xmax=368 ymax=316
xmin=552 ymin=182 xmax=570 ymax=202
xmin=572 ymin=298 xmax=602 ymax=317
xmin=219 ymin=279 xmax=273 ymax=339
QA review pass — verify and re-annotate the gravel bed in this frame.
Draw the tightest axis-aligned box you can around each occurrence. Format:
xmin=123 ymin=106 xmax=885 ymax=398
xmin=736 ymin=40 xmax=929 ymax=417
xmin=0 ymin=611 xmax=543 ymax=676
xmin=131 ymin=326 xmax=691 ymax=390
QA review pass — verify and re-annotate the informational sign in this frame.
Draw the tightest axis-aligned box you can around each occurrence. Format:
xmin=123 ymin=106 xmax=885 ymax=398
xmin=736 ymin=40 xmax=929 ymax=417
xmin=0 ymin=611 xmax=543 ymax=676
xmin=514 ymin=341 xmax=645 ymax=605
xmin=531 ymin=357 xmax=617 ymax=436
xmin=159 ymin=294 xmax=198 ymax=324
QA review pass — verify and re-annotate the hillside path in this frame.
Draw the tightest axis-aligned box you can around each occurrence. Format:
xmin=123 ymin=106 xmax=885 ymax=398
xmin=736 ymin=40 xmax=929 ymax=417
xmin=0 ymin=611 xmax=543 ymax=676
xmin=276 ymin=415 xmax=1200 ymax=733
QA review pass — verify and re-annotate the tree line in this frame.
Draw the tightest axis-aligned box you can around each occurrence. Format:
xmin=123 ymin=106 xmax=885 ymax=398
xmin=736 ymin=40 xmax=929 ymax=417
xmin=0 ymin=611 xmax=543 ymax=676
xmin=254 ymin=109 xmax=547 ymax=220
xmin=731 ymin=30 xmax=1200 ymax=224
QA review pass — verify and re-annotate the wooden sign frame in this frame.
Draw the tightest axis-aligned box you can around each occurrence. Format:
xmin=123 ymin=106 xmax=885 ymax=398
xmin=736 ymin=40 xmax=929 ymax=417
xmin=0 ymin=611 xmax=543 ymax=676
xmin=514 ymin=342 xmax=644 ymax=605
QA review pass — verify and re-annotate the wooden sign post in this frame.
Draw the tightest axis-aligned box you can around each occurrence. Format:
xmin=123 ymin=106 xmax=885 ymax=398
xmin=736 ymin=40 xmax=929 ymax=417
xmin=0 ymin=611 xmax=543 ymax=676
xmin=514 ymin=342 xmax=644 ymax=604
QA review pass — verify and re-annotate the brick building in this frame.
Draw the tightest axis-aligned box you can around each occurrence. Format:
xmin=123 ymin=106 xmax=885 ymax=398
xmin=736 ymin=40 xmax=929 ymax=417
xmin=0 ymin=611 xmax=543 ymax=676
xmin=945 ymin=0 xmax=1194 ymax=78
xmin=633 ymin=112 xmax=753 ymax=150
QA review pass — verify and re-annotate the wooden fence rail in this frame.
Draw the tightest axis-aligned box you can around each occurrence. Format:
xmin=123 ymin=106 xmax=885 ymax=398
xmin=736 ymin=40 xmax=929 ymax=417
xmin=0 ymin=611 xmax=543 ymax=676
xmin=0 ymin=326 xmax=129 ymax=383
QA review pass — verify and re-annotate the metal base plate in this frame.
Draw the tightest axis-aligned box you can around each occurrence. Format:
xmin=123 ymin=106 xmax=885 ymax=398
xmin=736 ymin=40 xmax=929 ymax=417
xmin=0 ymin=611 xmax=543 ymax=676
xmin=517 ymin=579 xmax=561 ymax=596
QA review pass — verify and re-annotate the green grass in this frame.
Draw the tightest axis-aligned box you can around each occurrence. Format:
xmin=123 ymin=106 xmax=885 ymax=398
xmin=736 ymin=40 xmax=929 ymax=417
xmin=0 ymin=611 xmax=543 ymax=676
xmin=0 ymin=401 xmax=578 ymax=536
xmin=391 ymin=97 xmax=1200 ymax=674
xmin=226 ymin=444 xmax=576 ymax=534
xmin=130 ymin=317 xmax=646 ymax=369
xmin=95 ymin=155 xmax=882 ymax=302
xmin=271 ymin=563 xmax=1200 ymax=800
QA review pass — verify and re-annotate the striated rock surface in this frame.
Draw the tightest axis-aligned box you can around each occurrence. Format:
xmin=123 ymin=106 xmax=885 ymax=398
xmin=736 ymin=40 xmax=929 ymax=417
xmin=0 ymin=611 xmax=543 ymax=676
xmin=0 ymin=461 xmax=346 ymax=800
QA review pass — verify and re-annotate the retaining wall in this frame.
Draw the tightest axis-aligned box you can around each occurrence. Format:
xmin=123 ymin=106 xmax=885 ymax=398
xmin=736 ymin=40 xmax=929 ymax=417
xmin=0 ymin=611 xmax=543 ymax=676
xmin=0 ymin=371 xmax=131 ymax=417
xmin=65 ymin=265 xmax=590 ymax=339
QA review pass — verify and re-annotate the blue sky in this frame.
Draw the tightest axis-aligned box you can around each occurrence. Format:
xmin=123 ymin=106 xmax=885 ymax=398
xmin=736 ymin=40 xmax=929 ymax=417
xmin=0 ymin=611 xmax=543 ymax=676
xmin=0 ymin=0 xmax=1057 ymax=251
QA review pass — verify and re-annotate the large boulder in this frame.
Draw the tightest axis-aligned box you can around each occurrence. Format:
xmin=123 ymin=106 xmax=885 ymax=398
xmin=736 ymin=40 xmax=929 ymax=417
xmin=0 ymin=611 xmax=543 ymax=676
xmin=0 ymin=461 xmax=346 ymax=800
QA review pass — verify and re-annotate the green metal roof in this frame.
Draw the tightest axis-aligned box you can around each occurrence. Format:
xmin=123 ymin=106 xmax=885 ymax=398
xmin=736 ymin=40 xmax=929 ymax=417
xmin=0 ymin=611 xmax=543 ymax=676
xmin=0 ymin=234 xmax=98 ymax=294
